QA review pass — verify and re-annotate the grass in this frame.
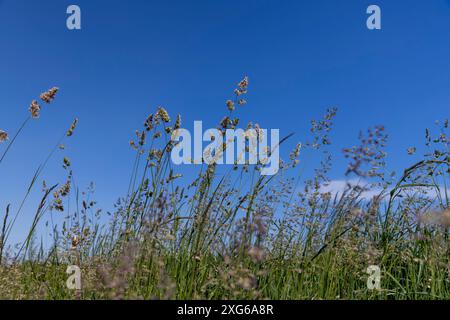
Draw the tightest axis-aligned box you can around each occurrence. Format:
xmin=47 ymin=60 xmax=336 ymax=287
xmin=0 ymin=80 xmax=449 ymax=300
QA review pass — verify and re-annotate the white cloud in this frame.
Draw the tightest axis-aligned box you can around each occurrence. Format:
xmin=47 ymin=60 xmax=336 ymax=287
xmin=319 ymin=178 xmax=450 ymax=202
xmin=319 ymin=179 xmax=384 ymax=201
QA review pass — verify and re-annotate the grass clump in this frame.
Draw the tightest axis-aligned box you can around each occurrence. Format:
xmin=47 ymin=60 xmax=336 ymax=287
xmin=0 ymin=79 xmax=449 ymax=300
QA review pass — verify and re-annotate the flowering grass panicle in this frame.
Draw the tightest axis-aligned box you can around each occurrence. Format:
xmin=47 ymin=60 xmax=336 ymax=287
xmin=66 ymin=118 xmax=78 ymax=137
xmin=156 ymin=107 xmax=171 ymax=123
xmin=0 ymin=130 xmax=8 ymax=143
xmin=174 ymin=114 xmax=181 ymax=130
xmin=40 ymin=87 xmax=59 ymax=103
xmin=29 ymin=100 xmax=41 ymax=118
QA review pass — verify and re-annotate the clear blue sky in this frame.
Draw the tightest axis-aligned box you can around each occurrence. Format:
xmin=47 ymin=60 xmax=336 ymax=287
xmin=1 ymin=0 xmax=450 ymax=244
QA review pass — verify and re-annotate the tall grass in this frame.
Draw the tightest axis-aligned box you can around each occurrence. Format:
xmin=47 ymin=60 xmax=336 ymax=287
xmin=0 ymin=80 xmax=449 ymax=300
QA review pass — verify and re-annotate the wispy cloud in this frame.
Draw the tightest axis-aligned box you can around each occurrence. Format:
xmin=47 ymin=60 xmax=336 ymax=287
xmin=319 ymin=178 xmax=450 ymax=202
xmin=319 ymin=179 xmax=384 ymax=201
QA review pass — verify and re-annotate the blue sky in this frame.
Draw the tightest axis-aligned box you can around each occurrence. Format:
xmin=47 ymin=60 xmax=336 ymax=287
xmin=1 ymin=0 xmax=450 ymax=244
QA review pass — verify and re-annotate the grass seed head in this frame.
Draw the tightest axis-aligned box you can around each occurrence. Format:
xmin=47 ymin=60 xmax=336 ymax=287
xmin=29 ymin=100 xmax=41 ymax=118
xmin=66 ymin=118 xmax=78 ymax=137
xmin=226 ymin=100 xmax=235 ymax=111
xmin=0 ymin=130 xmax=8 ymax=143
xmin=40 ymin=87 xmax=59 ymax=103
xmin=156 ymin=107 xmax=170 ymax=123
xmin=174 ymin=114 xmax=181 ymax=130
